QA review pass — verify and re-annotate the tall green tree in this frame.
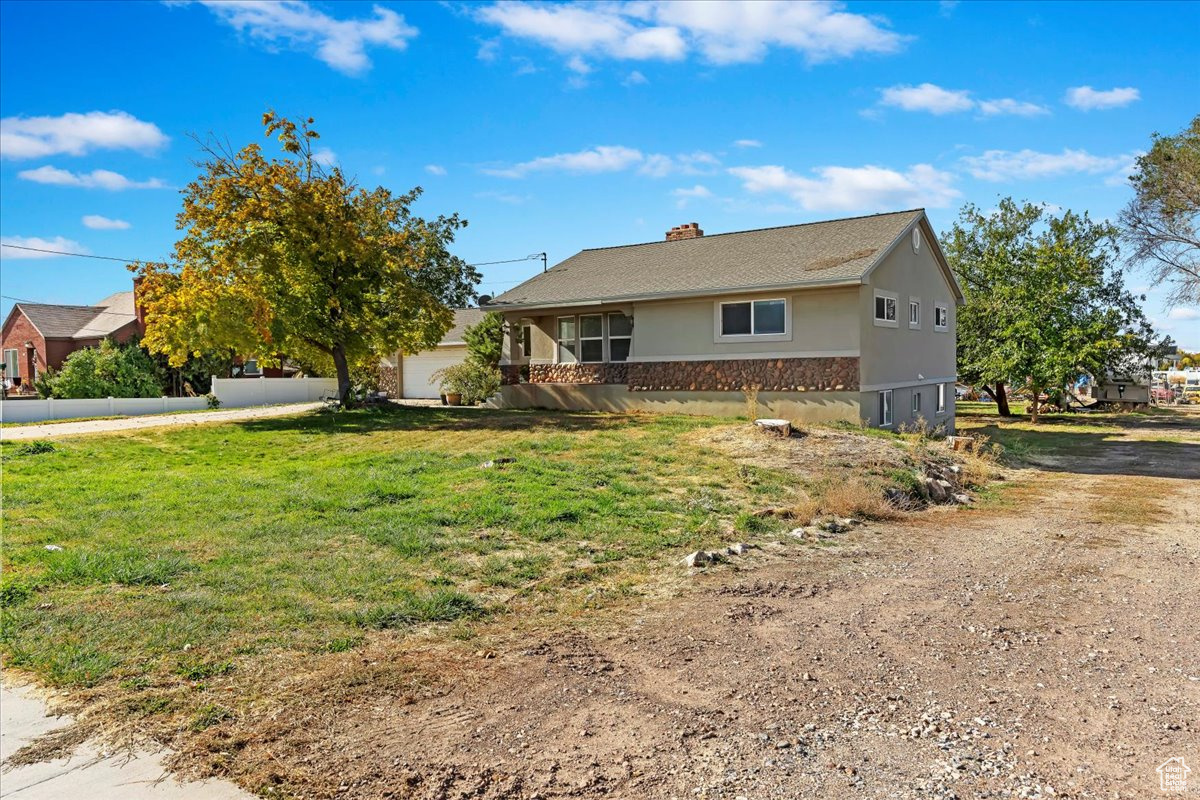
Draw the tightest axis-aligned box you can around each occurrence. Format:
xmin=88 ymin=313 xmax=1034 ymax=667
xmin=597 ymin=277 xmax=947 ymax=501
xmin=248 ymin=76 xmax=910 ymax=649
xmin=136 ymin=112 xmax=479 ymax=404
xmin=1121 ymin=114 xmax=1200 ymax=307
xmin=942 ymin=200 xmax=1158 ymax=421
xmin=462 ymin=311 xmax=505 ymax=369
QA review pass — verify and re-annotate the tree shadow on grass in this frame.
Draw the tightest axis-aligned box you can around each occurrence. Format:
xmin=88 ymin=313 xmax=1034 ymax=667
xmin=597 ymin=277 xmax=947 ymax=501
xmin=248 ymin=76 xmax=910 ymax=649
xmin=230 ymin=403 xmax=658 ymax=438
xmin=968 ymin=424 xmax=1200 ymax=480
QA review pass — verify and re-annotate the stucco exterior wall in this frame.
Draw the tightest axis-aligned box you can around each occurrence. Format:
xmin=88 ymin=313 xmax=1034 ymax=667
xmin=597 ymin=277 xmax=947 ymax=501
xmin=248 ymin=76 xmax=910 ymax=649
xmin=496 ymin=384 xmax=861 ymax=423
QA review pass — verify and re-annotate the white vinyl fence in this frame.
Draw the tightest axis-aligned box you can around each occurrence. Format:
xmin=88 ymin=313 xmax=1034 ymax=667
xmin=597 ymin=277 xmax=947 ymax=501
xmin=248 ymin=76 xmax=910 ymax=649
xmin=1 ymin=377 xmax=339 ymax=424
xmin=210 ymin=376 xmax=338 ymax=407
xmin=0 ymin=395 xmax=208 ymax=424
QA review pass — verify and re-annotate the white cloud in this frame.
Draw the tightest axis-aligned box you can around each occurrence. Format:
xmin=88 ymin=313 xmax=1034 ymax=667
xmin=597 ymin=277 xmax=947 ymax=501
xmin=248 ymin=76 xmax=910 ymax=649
xmin=485 ymin=145 xmax=644 ymax=177
xmin=425 ymin=164 xmax=447 ymax=176
xmin=194 ymin=0 xmax=417 ymax=75
xmin=878 ymin=83 xmax=973 ymax=114
xmin=729 ymin=162 xmax=960 ymax=212
xmin=1168 ymin=307 xmax=1200 ymax=321
xmin=638 ymin=151 xmax=720 ymax=178
xmin=475 ymin=190 xmax=530 ymax=205
xmin=82 ymin=214 xmax=131 ymax=230
xmin=875 ymin=83 xmax=1049 ymax=117
xmin=977 ymin=97 xmax=1050 ymax=117
xmin=477 ymin=38 xmax=500 ymax=62
xmin=0 ymin=235 xmax=88 ymax=259
xmin=0 ymin=110 xmax=167 ymax=160
xmin=671 ymin=184 xmax=713 ymax=208
xmin=1064 ymin=85 xmax=1140 ymax=111
xmin=312 ymin=147 xmax=337 ymax=167
xmin=733 ymin=139 xmax=763 ymax=148
xmin=476 ymin=1 xmax=905 ymax=68
xmin=960 ymin=148 xmax=1131 ymax=182
xmin=939 ymin=1 xmax=960 ymax=16
xmin=18 ymin=165 xmax=167 ymax=190
xmin=622 ymin=70 xmax=648 ymax=86
xmin=566 ymin=54 xmax=592 ymax=74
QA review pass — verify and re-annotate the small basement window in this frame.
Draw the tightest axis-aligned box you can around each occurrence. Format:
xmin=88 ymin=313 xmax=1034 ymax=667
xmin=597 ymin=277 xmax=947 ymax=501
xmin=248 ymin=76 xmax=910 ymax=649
xmin=880 ymin=389 xmax=893 ymax=427
xmin=912 ymin=390 xmax=922 ymax=415
xmin=937 ymin=383 xmax=947 ymax=414
xmin=719 ymin=298 xmax=786 ymax=337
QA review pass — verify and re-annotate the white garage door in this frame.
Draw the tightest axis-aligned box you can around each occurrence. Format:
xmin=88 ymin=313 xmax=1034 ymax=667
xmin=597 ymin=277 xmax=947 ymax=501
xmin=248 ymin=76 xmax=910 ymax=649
xmin=402 ymin=346 xmax=468 ymax=399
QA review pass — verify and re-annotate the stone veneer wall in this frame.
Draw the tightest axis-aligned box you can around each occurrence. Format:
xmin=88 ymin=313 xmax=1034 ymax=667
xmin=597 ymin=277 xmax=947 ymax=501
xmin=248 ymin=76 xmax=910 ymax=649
xmin=515 ymin=356 xmax=858 ymax=392
xmin=527 ymin=363 xmax=629 ymax=385
xmin=627 ymin=357 xmax=858 ymax=392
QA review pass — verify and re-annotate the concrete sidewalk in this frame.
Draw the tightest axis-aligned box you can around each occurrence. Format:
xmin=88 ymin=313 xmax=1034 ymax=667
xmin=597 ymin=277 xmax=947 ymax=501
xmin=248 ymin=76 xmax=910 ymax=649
xmin=0 ymin=402 xmax=324 ymax=441
xmin=1 ymin=683 xmax=253 ymax=799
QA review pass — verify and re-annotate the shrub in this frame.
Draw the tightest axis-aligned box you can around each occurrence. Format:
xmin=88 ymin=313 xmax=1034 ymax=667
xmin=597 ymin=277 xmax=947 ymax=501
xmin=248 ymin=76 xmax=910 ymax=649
xmin=13 ymin=441 xmax=56 ymax=456
xmin=205 ymin=392 xmax=221 ymax=409
xmin=462 ymin=312 xmax=504 ymax=369
xmin=432 ymin=360 xmax=500 ymax=404
xmin=38 ymin=339 xmax=164 ymax=399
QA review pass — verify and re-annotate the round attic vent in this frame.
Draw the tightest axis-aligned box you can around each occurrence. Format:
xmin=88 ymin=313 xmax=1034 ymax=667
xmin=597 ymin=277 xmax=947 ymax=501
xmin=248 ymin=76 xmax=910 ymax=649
xmin=911 ymin=228 xmax=921 ymax=253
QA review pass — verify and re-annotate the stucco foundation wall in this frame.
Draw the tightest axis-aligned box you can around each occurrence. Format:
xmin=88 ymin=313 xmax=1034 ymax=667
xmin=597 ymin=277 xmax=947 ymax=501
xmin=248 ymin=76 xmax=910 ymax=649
xmin=495 ymin=384 xmax=861 ymax=423
xmin=860 ymin=386 xmax=956 ymax=434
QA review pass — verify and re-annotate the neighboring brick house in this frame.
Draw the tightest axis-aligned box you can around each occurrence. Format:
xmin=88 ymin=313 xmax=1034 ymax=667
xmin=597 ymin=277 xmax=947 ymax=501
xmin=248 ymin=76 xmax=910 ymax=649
xmin=485 ymin=209 xmax=965 ymax=431
xmin=2 ymin=290 xmax=143 ymax=393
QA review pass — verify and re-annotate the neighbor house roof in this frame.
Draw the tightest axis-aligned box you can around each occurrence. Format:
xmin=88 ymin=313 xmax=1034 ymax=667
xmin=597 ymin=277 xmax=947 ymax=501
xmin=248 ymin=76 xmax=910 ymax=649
xmin=487 ymin=209 xmax=948 ymax=311
xmin=439 ymin=307 xmax=487 ymax=346
xmin=13 ymin=291 xmax=137 ymax=340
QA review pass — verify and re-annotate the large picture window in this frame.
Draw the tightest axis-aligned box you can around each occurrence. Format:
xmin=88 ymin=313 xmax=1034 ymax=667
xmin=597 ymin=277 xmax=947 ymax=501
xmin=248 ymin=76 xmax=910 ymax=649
xmin=608 ymin=313 xmax=632 ymax=362
xmin=579 ymin=314 xmax=604 ymax=363
xmin=557 ymin=316 xmax=577 ymax=363
xmin=719 ymin=298 xmax=786 ymax=337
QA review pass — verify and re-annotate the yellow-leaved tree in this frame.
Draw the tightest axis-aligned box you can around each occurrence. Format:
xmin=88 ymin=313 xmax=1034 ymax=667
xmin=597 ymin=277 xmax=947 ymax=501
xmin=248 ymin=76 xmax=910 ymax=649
xmin=135 ymin=112 xmax=479 ymax=404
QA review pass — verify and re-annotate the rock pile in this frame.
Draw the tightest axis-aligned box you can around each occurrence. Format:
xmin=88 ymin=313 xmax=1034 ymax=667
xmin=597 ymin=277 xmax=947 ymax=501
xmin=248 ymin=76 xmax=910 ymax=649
xmin=680 ymin=542 xmax=756 ymax=568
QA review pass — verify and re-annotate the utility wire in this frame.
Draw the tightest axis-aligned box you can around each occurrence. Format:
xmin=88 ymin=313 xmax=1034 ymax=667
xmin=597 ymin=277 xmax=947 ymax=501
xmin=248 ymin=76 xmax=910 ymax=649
xmin=0 ymin=243 xmax=165 ymax=264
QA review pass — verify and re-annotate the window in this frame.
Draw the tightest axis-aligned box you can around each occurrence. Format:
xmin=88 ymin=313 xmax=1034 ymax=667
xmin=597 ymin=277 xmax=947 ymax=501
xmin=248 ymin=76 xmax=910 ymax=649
xmin=879 ymin=390 xmax=893 ymax=427
xmin=911 ymin=227 xmax=921 ymax=253
xmin=912 ymin=390 xmax=922 ymax=415
xmin=719 ymin=298 xmax=786 ymax=337
xmin=608 ymin=313 xmax=632 ymax=362
xmin=579 ymin=314 xmax=604 ymax=363
xmin=2 ymin=349 xmax=18 ymax=378
xmin=909 ymin=299 xmax=921 ymax=328
xmin=937 ymin=383 xmax=947 ymax=414
xmin=935 ymin=305 xmax=949 ymax=330
xmin=557 ymin=317 xmax=577 ymax=363
xmin=243 ymin=358 xmax=260 ymax=375
xmin=873 ymin=291 xmax=898 ymax=327
xmin=520 ymin=324 xmax=532 ymax=359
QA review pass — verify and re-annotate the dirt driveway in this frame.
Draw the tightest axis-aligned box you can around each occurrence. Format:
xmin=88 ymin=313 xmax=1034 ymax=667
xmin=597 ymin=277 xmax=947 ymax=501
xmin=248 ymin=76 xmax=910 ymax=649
xmin=173 ymin=414 xmax=1199 ymax=800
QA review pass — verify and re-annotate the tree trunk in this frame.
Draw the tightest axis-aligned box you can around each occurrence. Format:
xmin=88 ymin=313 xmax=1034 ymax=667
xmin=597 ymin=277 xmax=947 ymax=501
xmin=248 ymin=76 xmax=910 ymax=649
xmin=331 ymin=343 xmax=352 ymax=406
xmin=1029 ymin=386 xmax=1040 ymax=424
xmin=993 ymin=383 xmax=1012 ymax=419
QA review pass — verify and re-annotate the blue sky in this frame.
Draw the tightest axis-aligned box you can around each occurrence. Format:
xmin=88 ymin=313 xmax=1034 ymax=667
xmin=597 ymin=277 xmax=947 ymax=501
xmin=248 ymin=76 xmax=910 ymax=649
xmin=2 ymin=0 xmax=1198 ymax=348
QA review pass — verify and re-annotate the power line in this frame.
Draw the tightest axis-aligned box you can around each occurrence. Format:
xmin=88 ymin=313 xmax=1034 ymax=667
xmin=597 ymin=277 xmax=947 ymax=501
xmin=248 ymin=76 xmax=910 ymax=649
xmin=467 ymin=253 xmax=545 ymax=268
xmin=0 ymin=243 xmax=165 ymax=264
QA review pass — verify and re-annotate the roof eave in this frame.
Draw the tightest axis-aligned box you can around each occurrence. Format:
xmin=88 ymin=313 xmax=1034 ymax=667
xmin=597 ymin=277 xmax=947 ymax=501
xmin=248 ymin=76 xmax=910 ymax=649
xmin=484 ymin=276 xmax=865 ymax=313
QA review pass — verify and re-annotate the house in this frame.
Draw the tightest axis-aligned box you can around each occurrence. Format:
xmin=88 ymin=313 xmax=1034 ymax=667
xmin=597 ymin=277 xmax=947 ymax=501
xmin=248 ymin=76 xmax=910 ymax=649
xmin=2 ymin=290 xmax=143 ymax=392
xmin=485 ymin=209 xmax=964 ymax=431
xmin=379 ymin=308 xmax=484 ymax=399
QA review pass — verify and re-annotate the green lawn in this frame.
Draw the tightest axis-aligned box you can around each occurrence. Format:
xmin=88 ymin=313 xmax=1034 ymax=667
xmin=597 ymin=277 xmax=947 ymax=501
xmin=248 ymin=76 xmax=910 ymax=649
xmin=1 ymin=406 xmax=812 ymax=692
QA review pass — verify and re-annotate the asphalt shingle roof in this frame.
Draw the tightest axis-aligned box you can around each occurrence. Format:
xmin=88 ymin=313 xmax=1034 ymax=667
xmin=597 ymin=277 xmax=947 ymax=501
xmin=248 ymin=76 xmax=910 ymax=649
xmin=440 ymin=308 xmax=487 ymax=346
xmin=488 ymin=209 xmax=924 ymax=309
xmin=16 ymin=290 xmax=137 ymax=339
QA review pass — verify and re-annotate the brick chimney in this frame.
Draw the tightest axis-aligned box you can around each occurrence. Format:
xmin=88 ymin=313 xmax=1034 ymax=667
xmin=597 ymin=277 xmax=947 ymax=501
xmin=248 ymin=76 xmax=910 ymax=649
xmin=665 ymin=222 xmax=704 ymax=241
xmin=132 ymin=275 xmax=147 ymax=335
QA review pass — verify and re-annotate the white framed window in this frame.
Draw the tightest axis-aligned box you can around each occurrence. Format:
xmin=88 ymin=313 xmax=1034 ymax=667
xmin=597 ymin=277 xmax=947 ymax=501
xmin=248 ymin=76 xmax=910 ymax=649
xmin=557 ymin=316 xmax=577 ymax=363
xmin=608 ymin=312 xmax=632 ymax=362
xmin=936 ymin=383 xmax=947 ymax=414
xmin=717 ymin=298 xmax=788 ymax=339
xmin=879 ymin=389 xmax=893 ymax=427
xmin=243 ymin=358 xmax=261 ymax=375
xmin=2 ymin=349 xmax=18 ymax=378
xmin=911 ymin=227 xmax=922 ymax=253
xmin=579 ymin=314 xmax=604 ymax=363
xmin=909 ymin=298 xmax=921 ymax=329
xmin=934 ymin=305 xmax=949 ymax=331
xmin=873 ymin=290 xmax=898 ymax=328
xmin=912 ymin=390 xmax=922 ymax=414
xmin=520 ymin=324 xmax=532 ymax=359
